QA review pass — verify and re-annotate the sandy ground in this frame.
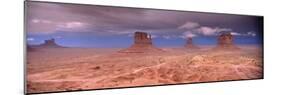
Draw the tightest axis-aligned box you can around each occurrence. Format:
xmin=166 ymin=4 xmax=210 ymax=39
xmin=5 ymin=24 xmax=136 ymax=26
xmin=26 ymin=46 xmax=263 ymax=93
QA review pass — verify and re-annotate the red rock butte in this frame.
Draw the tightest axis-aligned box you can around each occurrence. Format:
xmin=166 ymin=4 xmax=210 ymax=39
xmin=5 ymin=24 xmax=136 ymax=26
xmin=119 ymin=32 xmax=164 ymax=53
xmin=214 ymin=32 xmax=240 ymax=50
xmin=185 ymin=37 xmax=200 ymax=49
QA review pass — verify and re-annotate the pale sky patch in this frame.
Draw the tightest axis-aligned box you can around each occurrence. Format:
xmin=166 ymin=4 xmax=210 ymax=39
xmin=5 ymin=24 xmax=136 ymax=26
xmin=178 ymin=21 xmax=200 ymax=30
xmin=27 ymin=37 xmax=34 ymax=41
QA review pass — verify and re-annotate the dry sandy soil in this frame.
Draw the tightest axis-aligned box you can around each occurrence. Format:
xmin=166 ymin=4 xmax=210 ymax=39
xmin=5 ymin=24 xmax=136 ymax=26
xmin=26 ymin=46 xmax=263 ymax=93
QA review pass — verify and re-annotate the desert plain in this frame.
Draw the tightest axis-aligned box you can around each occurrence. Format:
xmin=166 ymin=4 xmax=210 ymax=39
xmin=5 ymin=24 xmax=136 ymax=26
xmin=26 ymin=45 xmax=263 ymax=93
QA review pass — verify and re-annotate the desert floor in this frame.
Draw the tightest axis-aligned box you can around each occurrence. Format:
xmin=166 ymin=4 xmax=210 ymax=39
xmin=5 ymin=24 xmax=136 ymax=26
xmin=26 ymin=46 xmax=263 ymax=93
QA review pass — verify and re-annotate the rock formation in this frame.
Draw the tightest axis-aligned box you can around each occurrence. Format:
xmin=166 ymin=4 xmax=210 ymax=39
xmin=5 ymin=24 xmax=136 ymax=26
xmin=37 ymin=38 xmax=63 ymax=48
xmin=185 ymin=37 xmax=199 ymax=49
xmin=119 ymin=32 xmax=163 ymax=53
xmin=134 ymin=32 xmax=153 ymax=46
xmin=214 ymin=32 xmax=239 ymax=50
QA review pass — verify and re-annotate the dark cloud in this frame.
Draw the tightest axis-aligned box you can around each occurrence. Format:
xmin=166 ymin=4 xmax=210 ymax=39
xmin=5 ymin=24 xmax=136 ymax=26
xmin=26 ymin=1 xmax=263 ymax=38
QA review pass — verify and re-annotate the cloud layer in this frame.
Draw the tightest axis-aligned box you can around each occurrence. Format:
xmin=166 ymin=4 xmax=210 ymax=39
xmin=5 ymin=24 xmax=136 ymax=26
xmin=26 ymin=2 xmax=263 ymax=40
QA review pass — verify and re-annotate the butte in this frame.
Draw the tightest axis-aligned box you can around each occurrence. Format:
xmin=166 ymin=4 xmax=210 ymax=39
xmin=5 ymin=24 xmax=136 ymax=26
xmin=118 ymin=31 xmax=164 ymax=53
xmin=32 ymin=38 xmax=63 ymax=48
xmin=213 ymin=32 xmax=240 ymax=50
xmin=185 ymin=37 xmax=200 ymax=49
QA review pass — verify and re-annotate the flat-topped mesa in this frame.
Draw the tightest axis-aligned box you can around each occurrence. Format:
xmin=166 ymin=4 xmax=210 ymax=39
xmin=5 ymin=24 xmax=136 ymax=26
xmin=185 ymin=37 xmax=199 ymax=49
xmin=119 ymin=31 xmax=163 ymax=53
xmin=214 ymin=32 xmax=239 ymax=50
xmin=37 ymin=38 xmax=63 ymax=48
xmin=133 ymin=32 xmax=152 ymax=47
xmin=45 ymin=39 xmax=57 ymax=45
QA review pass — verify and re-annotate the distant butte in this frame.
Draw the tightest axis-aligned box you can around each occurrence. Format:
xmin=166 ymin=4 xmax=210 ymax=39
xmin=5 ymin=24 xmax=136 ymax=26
xmin=185 ymin=37 xmax=200 ymax=49
xmin=214 ymin=32 xmax=240 ymax=50
xmin=119 ymin=31 xmax=164 ymax=53
xmin=36 ymin=38 xmax=63 ymax=48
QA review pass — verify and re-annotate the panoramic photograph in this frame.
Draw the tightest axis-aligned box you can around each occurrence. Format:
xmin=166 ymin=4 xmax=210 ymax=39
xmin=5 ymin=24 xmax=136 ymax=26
xmin=25 ymin=1 xmax=263 ymax=94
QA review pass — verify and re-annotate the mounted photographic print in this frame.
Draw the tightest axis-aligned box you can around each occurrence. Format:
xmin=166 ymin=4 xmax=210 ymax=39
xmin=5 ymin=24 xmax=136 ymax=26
xmin=25 ymin=1 xmax=264 ymax=94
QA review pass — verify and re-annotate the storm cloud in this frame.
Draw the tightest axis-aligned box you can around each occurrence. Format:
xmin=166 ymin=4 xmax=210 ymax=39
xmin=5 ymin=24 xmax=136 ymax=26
xmin=26 ymin=1 xmax=263 ymax=47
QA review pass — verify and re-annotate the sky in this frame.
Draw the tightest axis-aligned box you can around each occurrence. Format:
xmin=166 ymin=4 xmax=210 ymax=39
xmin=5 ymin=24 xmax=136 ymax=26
xmin=26 ymin=1 xmax=263 ymax=48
